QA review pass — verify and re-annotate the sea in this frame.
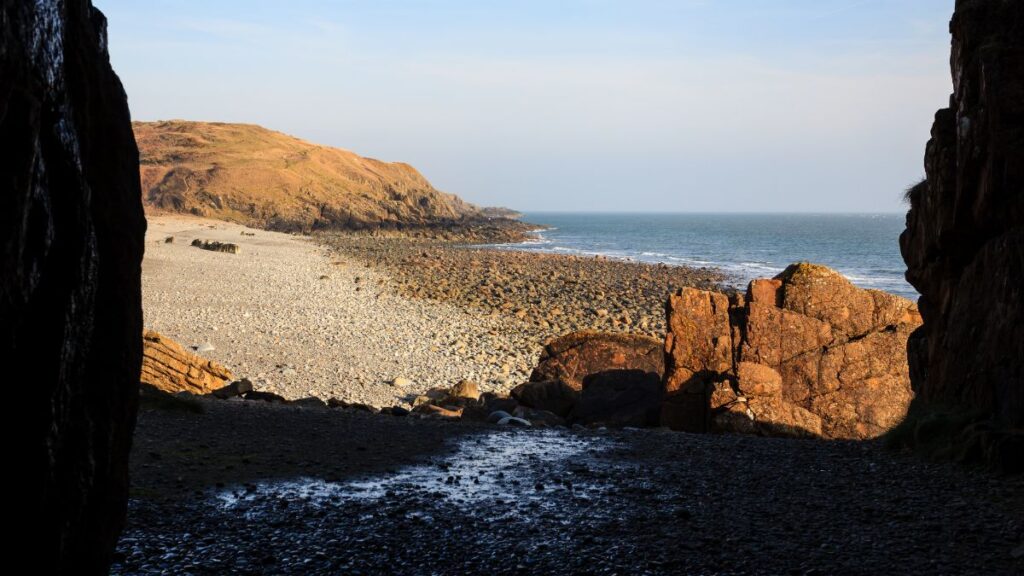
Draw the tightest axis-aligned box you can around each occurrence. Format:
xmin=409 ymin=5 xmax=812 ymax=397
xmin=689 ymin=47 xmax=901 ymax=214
xmin=498 ymin=213 xmax=917 ymax=299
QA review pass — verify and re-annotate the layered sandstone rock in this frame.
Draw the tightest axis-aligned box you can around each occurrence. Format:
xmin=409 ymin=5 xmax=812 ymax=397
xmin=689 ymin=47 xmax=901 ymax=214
xmin=141 ymin=330 xmax=234 ymax=394
xmin=1 ymin=1 xmax=146 ymax=572
xmin=663 ymin=264 xmax=921 ymax=439
xmin=899 ymin=0 xmax=1023 ymax=432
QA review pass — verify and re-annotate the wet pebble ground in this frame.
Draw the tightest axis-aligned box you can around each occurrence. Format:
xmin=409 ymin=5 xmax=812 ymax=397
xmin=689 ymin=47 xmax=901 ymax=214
xmin=115 ymin=400 xmax=1024 ymax=575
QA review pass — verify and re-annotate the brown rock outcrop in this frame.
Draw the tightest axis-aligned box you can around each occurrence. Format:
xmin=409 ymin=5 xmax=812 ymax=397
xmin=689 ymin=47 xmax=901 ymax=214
xmin=1 ymin=1 xmax=146 ymax=572
xmin=663 ymin=264 xmax=921 ymax=439
xmin=899 ymin=0 xmax=1023 ymax=432
xmin=530 ymin=331 xmax=664 ymax=391
xmin=141 ymin=330 xmax=234 ymax=394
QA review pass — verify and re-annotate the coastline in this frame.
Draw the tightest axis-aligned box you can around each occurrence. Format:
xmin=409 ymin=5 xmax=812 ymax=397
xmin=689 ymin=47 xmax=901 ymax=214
xmin=509 ymin=212 xmax=917 ymax=298
xmin=142 ymin=215 xmax=724 ymax=408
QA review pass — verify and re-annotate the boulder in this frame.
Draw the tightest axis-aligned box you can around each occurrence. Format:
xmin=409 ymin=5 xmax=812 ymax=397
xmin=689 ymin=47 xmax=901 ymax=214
xmin=347 ymin=403 xmax=380 ymax=414
xmin=190 ymin=239 xmax=240 ymax=254
xmin=211 ymin=378 xmax=254 ymax=399
xmin=571 ymin=369 xmax=663 ymax=428
xmin=735 ymin=362 xmax=782 ymax=397
xmin=708 ymin=381 xmax=739 ymax=409
xmin=141 ymin=330 xmax=234 ymax=394
xmin=487 ymin=410 xmax=514 ymax=424
xmin=497 ymin=416 xmax=532 ymax=427
xmin=479 ymin=393 xmax=519 ymax=416
xmin=662 ymin=264 xmax=921 ymax=439
xmin=746 ymin=397 xmax=823 ymax=438
xmin=514 ymin=407 xmax=566 ymax=427
xmin=446 ymin=379 xmax=481 ymax=402
xmin=292 ymin=397 xmax=329 ymax=409
xmin=244 ymin=391 xmax=288 ymax=403
xmin=2 ymin=1 xmax=147 ymax=571
xmin=413 ymin=404 xmax=463 ymax=419
xmin=530 ymin=331 xmax=664 ymax=391
xmin=511 ymin=380 xmax=580 ymax=418
xmin=899 ymin=0 xmax=1024 ymax=436
xmin=712 ymin=402 xmax=757 ymax=435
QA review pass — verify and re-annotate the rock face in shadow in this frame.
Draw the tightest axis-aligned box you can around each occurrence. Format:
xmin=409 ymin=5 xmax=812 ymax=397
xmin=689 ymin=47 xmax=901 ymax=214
xmin=520 ymin=331 xmax=665 ymax=427
xmin=1 ymin=1 xmax=145 ymax=573
xmin=662 ymin=264 xmax=922 ymax=439
xmin=899 ymin=0 xmax=1023 ymax=432
xmin=141 ymin=330 xmax=233 ymax=395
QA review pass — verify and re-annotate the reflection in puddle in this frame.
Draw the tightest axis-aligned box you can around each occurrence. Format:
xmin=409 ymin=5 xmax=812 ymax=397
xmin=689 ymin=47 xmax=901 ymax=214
xmin=217 ymin=430 xmax=611 ymax=512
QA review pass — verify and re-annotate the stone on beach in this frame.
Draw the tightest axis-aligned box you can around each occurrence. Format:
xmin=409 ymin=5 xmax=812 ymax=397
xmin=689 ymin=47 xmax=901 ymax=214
xmin=191 ymin=239 xmax=241 ymax=254
xmin=496 ymin=416 xmax=532 ymax=427
xmin=530 ymin=331 xmax=665 ymax=391
xmin=511 ymin=380 xmax=580 ymax=418
xmin=142 ymin=330 xmax=234 ymax=395
xmin=211 ymin=378 xmax=254 ymax=399
xmin=447 ymin=380 xmax=481 ymax=401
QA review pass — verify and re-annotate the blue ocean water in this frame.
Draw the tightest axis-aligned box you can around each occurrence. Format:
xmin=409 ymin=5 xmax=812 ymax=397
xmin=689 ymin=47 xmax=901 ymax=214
xmin=501 ymin=213 xmax=916 ymax=299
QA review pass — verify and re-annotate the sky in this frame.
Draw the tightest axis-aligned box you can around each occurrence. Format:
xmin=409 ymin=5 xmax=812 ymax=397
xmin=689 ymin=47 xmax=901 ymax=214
xmin=96 ymin=0 xmax=954 ymax=213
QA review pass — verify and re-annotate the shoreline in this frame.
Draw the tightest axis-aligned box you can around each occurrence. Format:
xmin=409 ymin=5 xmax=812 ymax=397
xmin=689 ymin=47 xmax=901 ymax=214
xmin=142 ymin=215 xmax=723 ymax=407
xmin=509 ymin=213 xmax=918 ymax=299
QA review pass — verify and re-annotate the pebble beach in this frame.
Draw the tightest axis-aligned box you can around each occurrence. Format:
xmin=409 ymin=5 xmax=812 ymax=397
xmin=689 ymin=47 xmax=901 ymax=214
xmin=143 ymin=216 xmax=724 ymax=407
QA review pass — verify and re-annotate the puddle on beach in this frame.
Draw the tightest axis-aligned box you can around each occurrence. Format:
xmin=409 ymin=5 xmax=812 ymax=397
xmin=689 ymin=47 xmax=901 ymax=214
xmin=217 ymin=430 xmax=614 ymax=514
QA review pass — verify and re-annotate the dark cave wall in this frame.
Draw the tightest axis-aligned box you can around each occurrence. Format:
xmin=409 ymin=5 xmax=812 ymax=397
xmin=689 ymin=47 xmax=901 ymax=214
xmin=1 ymin=0 xmax=145 ymax=572
xmin=900 ymin=0 xmax=1023 ymax=429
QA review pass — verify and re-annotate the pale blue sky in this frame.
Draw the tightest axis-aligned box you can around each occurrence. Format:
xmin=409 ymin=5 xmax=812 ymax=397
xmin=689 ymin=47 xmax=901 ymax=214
xmin=96 ymin=0 xmax=953 ymax=212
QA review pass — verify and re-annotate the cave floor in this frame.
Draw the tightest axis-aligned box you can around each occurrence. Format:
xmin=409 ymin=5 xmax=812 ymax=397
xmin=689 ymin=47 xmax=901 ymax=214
xmin=114 ymin=399 xmax=1024 ymax=575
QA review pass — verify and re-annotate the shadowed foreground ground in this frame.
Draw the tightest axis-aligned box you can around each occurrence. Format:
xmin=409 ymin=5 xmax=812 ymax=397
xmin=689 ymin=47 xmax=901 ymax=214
xmin=115 ymin=400 xmax=1024 ymax=575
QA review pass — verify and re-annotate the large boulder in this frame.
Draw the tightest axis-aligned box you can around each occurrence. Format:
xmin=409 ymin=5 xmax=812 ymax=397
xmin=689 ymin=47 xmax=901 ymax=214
xmin=662 ymin=264 xmax=921 ymax=439
xmin=899 ymin=0 xmax=1023 ymax=434
xmin=1 ymin=1 xmax=146 ymax=572
xmin=530 ymin=331 xmax=664 ymax=391
xmin=511 ymin=380 xmax=580 ymax=418
xmin=141 ymin=330 xmax=234 ymax=394
xmin=571 ymin=369 xmax=663 ymax=428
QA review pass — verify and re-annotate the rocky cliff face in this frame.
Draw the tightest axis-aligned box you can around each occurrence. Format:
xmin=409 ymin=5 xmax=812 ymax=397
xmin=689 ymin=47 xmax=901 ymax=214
xmin=134 ymin=120 xmax=524 ymax=234
xmin=899 ymin=0 xmax=1023 ymax=431
xmin=662 ymin=264 xmax=921 ymax=440
xmin=1 ymin=1 xmax=145 ymax=572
